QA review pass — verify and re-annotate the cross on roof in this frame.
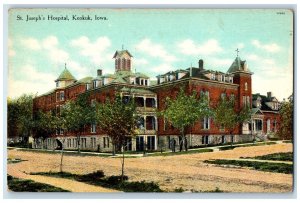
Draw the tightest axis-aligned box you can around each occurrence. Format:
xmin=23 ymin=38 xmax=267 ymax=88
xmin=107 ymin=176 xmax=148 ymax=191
xmin=235 ymin=48 xmax=240 ymax=57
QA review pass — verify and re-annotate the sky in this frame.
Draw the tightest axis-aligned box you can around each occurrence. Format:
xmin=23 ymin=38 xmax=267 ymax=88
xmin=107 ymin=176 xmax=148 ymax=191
xmin=7 ymin=9 xmax=293 ymax=101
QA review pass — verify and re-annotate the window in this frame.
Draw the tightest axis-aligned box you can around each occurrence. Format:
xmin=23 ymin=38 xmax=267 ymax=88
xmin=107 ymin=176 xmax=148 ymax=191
xmin=56 ymin=92 xmax=60 ymax=102
xmin=56 ymin=81 xmax=59 ymax=87
xmin=201 ymin=90 xmax=210 ymax=101
xmin=81 ymin=138 xmax=86 ymax=148
xmin=60 ymin=91 xmax=65 ymax=101
xmin=91 ymin=123 xmax=96 ymax=133
xmin=245 ymin=82 xmax=248 ymax=91
xmin=60 ymin=129 xmax=64 ymax=135
xmin=103 ymin=137 xmax=110 ymax=148
xmin=91 ymin=137 xmax=96 ymax=148
xmin=141 ymin=79 xmax=144 ymax=85
xmin=220 ymin=124 xmax=225 ymax=131
xmin=202 ymin=135 xmax=209 ymax=144
xmin=93 ymin=80 xmax=98 ymax=88
xmin=86 ymin=83 xmax=91 ymax=90
xmin=127 ymin=59 xmax=131 ymax=69
xmin=211 ymin=74 xmax=215 ymax=80
xmin=267 ymin=119 xmax=271 ymax=132
xmin=122 ymin=58 xmax=126 ymax=69
xmin=145 ymin=79 xmax=148 ymax=86
xmin=221 ymin=93 xmax=226 ymax=100
xmin=203 ymin=117 xmax=210 ymax=130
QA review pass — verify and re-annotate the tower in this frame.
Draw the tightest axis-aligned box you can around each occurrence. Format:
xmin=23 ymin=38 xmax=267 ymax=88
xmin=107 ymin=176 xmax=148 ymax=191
xmin=55 ymin=63 xmax=76 ymax=88
xmin=227 ymin=55 xmax=253 ymax=110
xmin=112 ymin=49 xmax=133 ymax=72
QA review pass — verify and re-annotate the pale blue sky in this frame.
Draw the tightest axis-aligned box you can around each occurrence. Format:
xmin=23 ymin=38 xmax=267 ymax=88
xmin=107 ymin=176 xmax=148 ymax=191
xmin=8 ymin=9 xmax=293 ymax=100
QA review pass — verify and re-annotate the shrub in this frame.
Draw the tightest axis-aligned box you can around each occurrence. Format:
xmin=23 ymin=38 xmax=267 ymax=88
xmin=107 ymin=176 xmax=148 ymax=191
xmin=204 ymin=159 xmax=293 ymax=174
xmin=79 ymin=170 xmax=105 ymax=181
xmin=120 ymin=180 xmax=163 ymax=192
xmin=7 ymin=175 xmax=69 ymax=192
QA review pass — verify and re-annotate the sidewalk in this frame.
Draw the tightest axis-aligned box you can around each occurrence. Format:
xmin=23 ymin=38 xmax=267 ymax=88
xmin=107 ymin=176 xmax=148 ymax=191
xmin=7 ymin=164 xmax=120 ymax=192
xmin=8 ymin=141 xmax=283 ymax=158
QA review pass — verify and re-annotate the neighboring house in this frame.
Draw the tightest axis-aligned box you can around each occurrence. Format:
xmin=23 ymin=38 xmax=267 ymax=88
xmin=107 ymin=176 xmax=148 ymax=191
xmin=249 ymin=92 xmax=281 ymax=140
xmin=32 ymin=49 xmax=281 ymax=152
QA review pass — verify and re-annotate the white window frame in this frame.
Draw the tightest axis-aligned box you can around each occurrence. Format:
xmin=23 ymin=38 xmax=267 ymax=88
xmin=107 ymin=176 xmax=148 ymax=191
xmin=203 ymin=117 xmax=210 ymax=130
xmin=91 ymin=123 xmax=96 ymax=133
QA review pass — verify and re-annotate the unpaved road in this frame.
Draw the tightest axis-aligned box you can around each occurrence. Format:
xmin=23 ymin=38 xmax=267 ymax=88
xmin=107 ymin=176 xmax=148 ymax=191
xmin=7 ymin=143 xmax=293 ymax=193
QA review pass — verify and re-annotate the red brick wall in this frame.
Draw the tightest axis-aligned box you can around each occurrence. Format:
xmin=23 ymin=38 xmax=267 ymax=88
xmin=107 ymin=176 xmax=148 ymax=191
xmin=152 ymin=79 xmax=240 ymax=136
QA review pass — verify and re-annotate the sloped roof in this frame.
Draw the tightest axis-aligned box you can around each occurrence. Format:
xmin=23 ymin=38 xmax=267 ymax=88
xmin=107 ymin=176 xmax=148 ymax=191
xmin=227 ymin=57 xmax=251 ymax=74
xmin=120 ymin=87 xmax=155 ymax=95
xmin=252 ymin=93 xmax=278 ymax=111
xmin=55 ymin=68 xmax=76 ymax=81
xmin=113 ymin=50 xmax=133 ymax=58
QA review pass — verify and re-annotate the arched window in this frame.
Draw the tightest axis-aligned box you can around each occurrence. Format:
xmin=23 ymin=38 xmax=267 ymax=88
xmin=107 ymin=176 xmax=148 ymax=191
xmin=245 ymin=82 xmax=248 ymax=91
xmin=127 ymin=59 xmax=131 ymax=70
xmin=122 ymin=58 xmax=126 ymax=69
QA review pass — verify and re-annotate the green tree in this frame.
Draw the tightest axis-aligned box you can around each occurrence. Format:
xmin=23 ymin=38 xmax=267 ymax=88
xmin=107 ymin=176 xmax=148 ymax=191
xmin=96 ymin=95 xmax=138 ymax=181
xmin=62 ymin=93 xmax=96 ymax=153
xmin=213 ymin=97 xmax=251 ymax=145
xmin=159 ymin=88 xmax=212 ymax=151
xmin=33 ymin=110 xmax=59 ymax=149
xmin=277 ymin=95 xmax=293 ymax=140
xmin=7 ymin=94 xmax=35 ymax=146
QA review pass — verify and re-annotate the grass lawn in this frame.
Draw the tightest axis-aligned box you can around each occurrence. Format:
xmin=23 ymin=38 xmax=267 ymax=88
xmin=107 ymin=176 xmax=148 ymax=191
xmin=148 ymin=148 xmax=213 ymax=157
xmin=204 ymin=159 xmax=293 ymax=174
xmin=218 ymin=141 xmax=277 ymax=151
xmin=30 ymin=171 xmax=163 ymax=192
xmin=7 ymin=175 xmax=69 ymax=192
xmin=242 ymin=152 xmax=293 ymax=162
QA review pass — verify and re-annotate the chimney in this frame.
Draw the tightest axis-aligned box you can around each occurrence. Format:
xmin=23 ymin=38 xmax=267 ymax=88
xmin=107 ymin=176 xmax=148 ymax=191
xmin=97 ymin=69 xmax=102 ymax=76
xmin=198 ymin=59 xmax=204 ymax=71
xmin=267 ymin=92 xmax=272 ymax=99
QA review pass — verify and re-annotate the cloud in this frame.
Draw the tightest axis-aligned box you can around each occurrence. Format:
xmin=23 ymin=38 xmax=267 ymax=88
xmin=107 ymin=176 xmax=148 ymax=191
xmin=251 ymin=40 xmax=281 ymax=53
xmin=151 ymin=63 xmax=174 ymax=73
xmin=177 ymin=39 xmax=223 ymax=56
xmin=21 ymin=38 xmax=41 ymax=50
xmin=133 ymin=58 xmax=148 ymax=66
xmin=70 ymin=36 xmax=111 ymax=65
xmin=135 ymin=39 xmax=177 ymax=63
xmin=8 ymin=64 xmax=56 ymax=98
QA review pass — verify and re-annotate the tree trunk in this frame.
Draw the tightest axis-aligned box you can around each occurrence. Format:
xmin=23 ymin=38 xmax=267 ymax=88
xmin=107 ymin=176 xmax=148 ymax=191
xmin=60 ymin=140 xmax=65 ymax=173
xmin=112 ymin=144 xmax=116 ymax=156
xmin=121 ymin=146 xmax=125 ymax=182
xmin=77 ymin=132 xmax=81 ymax=153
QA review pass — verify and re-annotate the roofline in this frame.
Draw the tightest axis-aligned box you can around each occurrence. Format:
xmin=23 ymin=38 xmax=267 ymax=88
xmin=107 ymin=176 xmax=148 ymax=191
xmin=150 ymin=77 xmax=239 ymax=89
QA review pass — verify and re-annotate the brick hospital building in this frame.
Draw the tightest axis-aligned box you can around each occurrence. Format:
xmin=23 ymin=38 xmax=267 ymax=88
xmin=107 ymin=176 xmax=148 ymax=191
xmin=33 ymin=49 xmax=281 ymax=152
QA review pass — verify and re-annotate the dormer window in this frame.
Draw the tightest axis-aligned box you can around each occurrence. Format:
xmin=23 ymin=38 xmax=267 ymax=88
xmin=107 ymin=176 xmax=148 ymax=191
xmin=93 ymin=80 xmax=98 ymax=88
xmin=211 ymin=74 xmax=215 ymax=80
xmin=56 ymin=81 xmax=59 ymax=88
xmin=86 ymin=83 xmax=91 ymax=90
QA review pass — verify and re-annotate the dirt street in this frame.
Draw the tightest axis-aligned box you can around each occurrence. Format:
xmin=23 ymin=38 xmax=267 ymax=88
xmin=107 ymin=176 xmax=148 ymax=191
xmin=7 ymin=143 xmax=293 ymax=193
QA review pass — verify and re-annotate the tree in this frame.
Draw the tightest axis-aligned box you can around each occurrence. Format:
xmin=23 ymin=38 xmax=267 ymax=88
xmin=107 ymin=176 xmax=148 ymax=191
xmin=62 ymin=94 xmax=96 ymax=153
xmin=33 ymin=110 xmax=58 ymax=149
xmin=213 ymin=97 xmax=251 ymax=145
xmin=277 ymin=95 xmax=293 ymax=140
xmin=96 ymin=95 xmax=138 ymax=181
xmin=7 ymin=94 xmax=35 ymax=145
xmin=159 ymin=88 xmax=211 ymax=152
